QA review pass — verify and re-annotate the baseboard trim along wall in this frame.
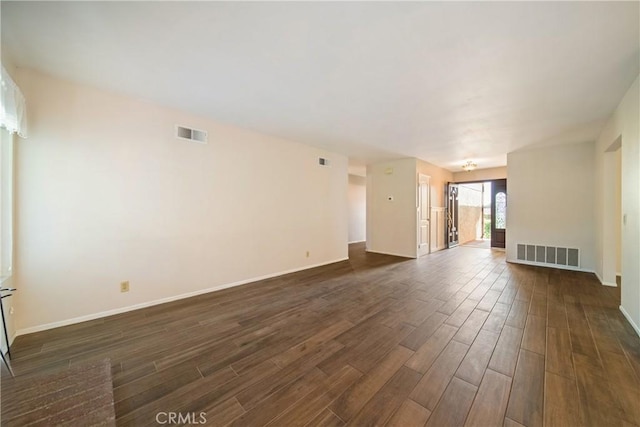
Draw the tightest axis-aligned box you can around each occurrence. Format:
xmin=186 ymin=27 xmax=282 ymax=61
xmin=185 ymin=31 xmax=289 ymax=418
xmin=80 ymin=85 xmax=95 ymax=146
xmin=365 ymin=249 xmax=415 ymax=259
xmin=595 ymin=271 xmax=618 ymax=288
xmin=348 ymin=240 xmax=366 ymax=244
xmin=16 ymin=257 xmax=349 ymax=336
xmin=620 ymin=305 xmax=640 ymax=337
xmin=506 ymin=258 xmax=594 ymax=274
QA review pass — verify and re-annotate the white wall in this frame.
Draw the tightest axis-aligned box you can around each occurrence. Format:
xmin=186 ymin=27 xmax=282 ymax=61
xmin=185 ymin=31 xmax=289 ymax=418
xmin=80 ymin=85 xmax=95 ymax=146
xmin=595 ymin=75 xmax=640 ymax=335
xmin=507 ymin=142 xmax=596 ymax=271
xmin=366 ymin=158 xmax=453 ymax=258
xmin=366 ymin=158 xmax=418 ymax=258
xmin=348 ymin=174 xmax=366 ymax=243
xmin=13 ymin=68 xmax=349 ymax=333
xmin=417 ymin=159 xmax=453 ymax=210
xmin=453 ymin=166 xmax=507 ymax=183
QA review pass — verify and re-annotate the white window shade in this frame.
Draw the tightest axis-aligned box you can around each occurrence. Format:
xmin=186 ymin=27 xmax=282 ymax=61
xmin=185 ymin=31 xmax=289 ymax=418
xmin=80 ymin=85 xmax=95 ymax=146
xmin=0 ymin=66 xmax=27 ymax=138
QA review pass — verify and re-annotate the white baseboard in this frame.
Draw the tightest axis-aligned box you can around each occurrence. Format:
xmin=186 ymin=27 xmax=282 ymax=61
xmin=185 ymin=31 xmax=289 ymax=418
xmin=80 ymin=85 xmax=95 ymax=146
xmin=365 ymin=249 xmax=415 ymax=259
xmin=16 ymin=257 xmax=349 ymax=337
xmin=620 ymin=305 xmax=640 ymax=337
xmin=506 ymin=258 xmax=594 ymax=274
xmin=595 ymin=271 xmax=603 ymax=283
xmin=595 ymin=271 xmax=618 ymax=287
xmin=348 ymin=240 xmax=366 ymax=244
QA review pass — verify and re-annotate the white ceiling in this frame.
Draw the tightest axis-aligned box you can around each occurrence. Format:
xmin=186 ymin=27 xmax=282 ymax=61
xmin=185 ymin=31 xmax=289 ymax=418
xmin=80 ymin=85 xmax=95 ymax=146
xmin=2 ymin=2 xmax=638 ymax=172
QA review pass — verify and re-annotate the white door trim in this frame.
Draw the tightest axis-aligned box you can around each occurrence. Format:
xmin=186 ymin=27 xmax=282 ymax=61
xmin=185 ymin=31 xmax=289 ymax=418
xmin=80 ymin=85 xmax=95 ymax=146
xmin=418 ymin=174 xmax=431 ymax=257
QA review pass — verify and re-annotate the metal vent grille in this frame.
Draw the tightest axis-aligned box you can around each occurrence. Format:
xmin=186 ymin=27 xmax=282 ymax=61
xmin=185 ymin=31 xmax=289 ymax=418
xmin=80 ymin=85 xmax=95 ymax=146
xmin=176 ymin=125 xmax=207 ymax=144
xmin=516 ymin=244 xmax=579 ymax=268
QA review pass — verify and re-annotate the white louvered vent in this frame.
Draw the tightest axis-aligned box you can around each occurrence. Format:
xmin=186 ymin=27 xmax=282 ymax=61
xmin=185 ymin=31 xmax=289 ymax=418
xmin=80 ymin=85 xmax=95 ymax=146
xmin=318 ymin=157 xmax=331 ymax=167
xmin=176 ymin=125 xmax=207 ymax=144
xmin=516 ymin=244 xmax=580 ymax=268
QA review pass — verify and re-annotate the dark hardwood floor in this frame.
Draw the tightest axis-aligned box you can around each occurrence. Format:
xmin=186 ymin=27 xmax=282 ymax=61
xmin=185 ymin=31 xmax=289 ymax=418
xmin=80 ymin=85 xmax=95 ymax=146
xmin=2 ymin=243 xmax=640 ymax=426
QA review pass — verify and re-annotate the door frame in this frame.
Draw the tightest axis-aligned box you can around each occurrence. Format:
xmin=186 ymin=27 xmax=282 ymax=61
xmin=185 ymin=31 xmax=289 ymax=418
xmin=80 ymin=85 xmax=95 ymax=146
xmin=446 ymin=183 xmax=460 ymax=248
xmin=417 ymin=174 xmax=431 ymax=257
xmin=490 ymin=179 xmax=507 ymax=249
xmin=450 ymin=178 xmax=508 ymax=249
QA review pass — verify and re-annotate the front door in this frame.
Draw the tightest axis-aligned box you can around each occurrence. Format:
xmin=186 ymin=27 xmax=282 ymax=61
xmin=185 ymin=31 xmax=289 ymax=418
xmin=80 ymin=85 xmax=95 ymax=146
xmin=447 ymin=183 xmax=459 ymax=247
xmin=418 ymin=174 xmax=430 ymax=257
xmin=491 ymin=179 xmax=507 ymax=248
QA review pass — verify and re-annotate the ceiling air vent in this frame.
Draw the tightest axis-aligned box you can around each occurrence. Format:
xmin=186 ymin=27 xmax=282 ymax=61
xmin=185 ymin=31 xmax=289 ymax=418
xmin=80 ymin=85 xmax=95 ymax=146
xmin=176 ymin=125 xmax=207 ymax=144
xmin=318 ymin=157 xmax=331 ymax=167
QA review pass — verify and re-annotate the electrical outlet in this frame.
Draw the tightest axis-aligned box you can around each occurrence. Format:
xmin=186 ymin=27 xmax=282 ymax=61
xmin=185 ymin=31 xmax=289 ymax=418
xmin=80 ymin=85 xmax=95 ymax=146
xmin=9 ymin=307 xmax=14 ymax=315
xmin=120 ymin=281 xmax=130 ymax=293
xmin=306 ymin=251 xmax=310 ymax=258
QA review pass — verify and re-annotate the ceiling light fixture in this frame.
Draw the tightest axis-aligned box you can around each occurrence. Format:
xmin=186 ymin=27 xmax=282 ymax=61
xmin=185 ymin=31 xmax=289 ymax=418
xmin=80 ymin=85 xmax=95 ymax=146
xmin=462 ymin=160 xmax=477 ymax=172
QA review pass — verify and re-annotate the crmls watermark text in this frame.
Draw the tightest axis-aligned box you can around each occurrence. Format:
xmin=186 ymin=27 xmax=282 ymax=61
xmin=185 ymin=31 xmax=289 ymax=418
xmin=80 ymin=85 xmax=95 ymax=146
xmin=155 ymin=412 xmax=207 ymax=425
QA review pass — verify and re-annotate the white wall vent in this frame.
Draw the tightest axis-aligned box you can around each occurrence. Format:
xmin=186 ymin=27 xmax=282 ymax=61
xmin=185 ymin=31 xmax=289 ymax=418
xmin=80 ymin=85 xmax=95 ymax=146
xmin=176 ymin=125 xmax=207 ymax=144
xmin=516 ymin=244 xmax=580 ymax=268
xmin=318 ymin=157 xmax=331 ymax=167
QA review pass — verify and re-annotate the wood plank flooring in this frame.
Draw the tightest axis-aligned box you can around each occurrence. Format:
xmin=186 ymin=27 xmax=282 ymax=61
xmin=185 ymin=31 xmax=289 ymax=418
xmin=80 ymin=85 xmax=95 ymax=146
xmin=2 ymin=243 xmax=640 ymax=426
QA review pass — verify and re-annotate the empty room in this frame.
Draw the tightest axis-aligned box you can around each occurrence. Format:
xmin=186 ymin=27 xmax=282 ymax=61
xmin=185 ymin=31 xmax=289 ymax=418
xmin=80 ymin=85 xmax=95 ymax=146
xmin=1 ymin=2 xmax=639 ymax=426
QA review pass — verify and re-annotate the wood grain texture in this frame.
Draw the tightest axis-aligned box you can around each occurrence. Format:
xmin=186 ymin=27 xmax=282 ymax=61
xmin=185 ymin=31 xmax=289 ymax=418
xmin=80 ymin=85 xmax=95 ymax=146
xmin=453 ymin=309 xmax=490 ymax=345
xmin=465 ymin=369 xmax=512 ymax=427
xmin=410 ymin=340 xmax=470 ymax=410
xmin=405 ymin=324 xmax=458 ymax=374
xmin=506 ymin=349 xmax=545 ymax=427
xmin=425 ymin=377 xmax=477 ymax=427
xmin=455 ymin=329 xmax=500 ymax=386
xmin=544 ymin=372 xmax=582 ymax=427
xmin=488 ymin=325 xmax=524 ymax=377
xmin=546 ymin=326 xmax=574 ymax=378
xmin=2 ymin=243 xmax=638 ymax=427
xmin=330 ymin=345 xmax=414 ymax=422
xmin=401 ymin=312 xmax=448 ymax=351
xmin=267 ymin=365 xmax=361 ymax=427
xmin=386 ymin=399 xmax=431 ymax=427
xmin=521 ymin=314 xmax=546 ymax=355
xmin=346 ymin=366 xmax=422 ymax=426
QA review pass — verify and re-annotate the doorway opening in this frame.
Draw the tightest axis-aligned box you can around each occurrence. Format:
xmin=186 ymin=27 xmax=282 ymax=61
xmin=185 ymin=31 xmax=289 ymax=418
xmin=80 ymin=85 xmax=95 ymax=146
xmin=348 ymin=174 xmax=366 ymax=244
xmin=602 ymin=136 xmax=622 ymax=296
xmin=447 ymin=179 xmax=507 ymax=249
xmin=459 ymin=182 xmax=490 ymax=248
xmin=417 ymin=174 xmax=431 ymax=257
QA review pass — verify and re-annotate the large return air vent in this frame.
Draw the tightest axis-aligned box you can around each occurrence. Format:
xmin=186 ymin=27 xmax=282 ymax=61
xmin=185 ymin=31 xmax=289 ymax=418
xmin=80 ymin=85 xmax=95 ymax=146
xmin=516 ymin=244 xmax=579 ymax=268
xmin=176 ymin=125 xmax=207 ymax=144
